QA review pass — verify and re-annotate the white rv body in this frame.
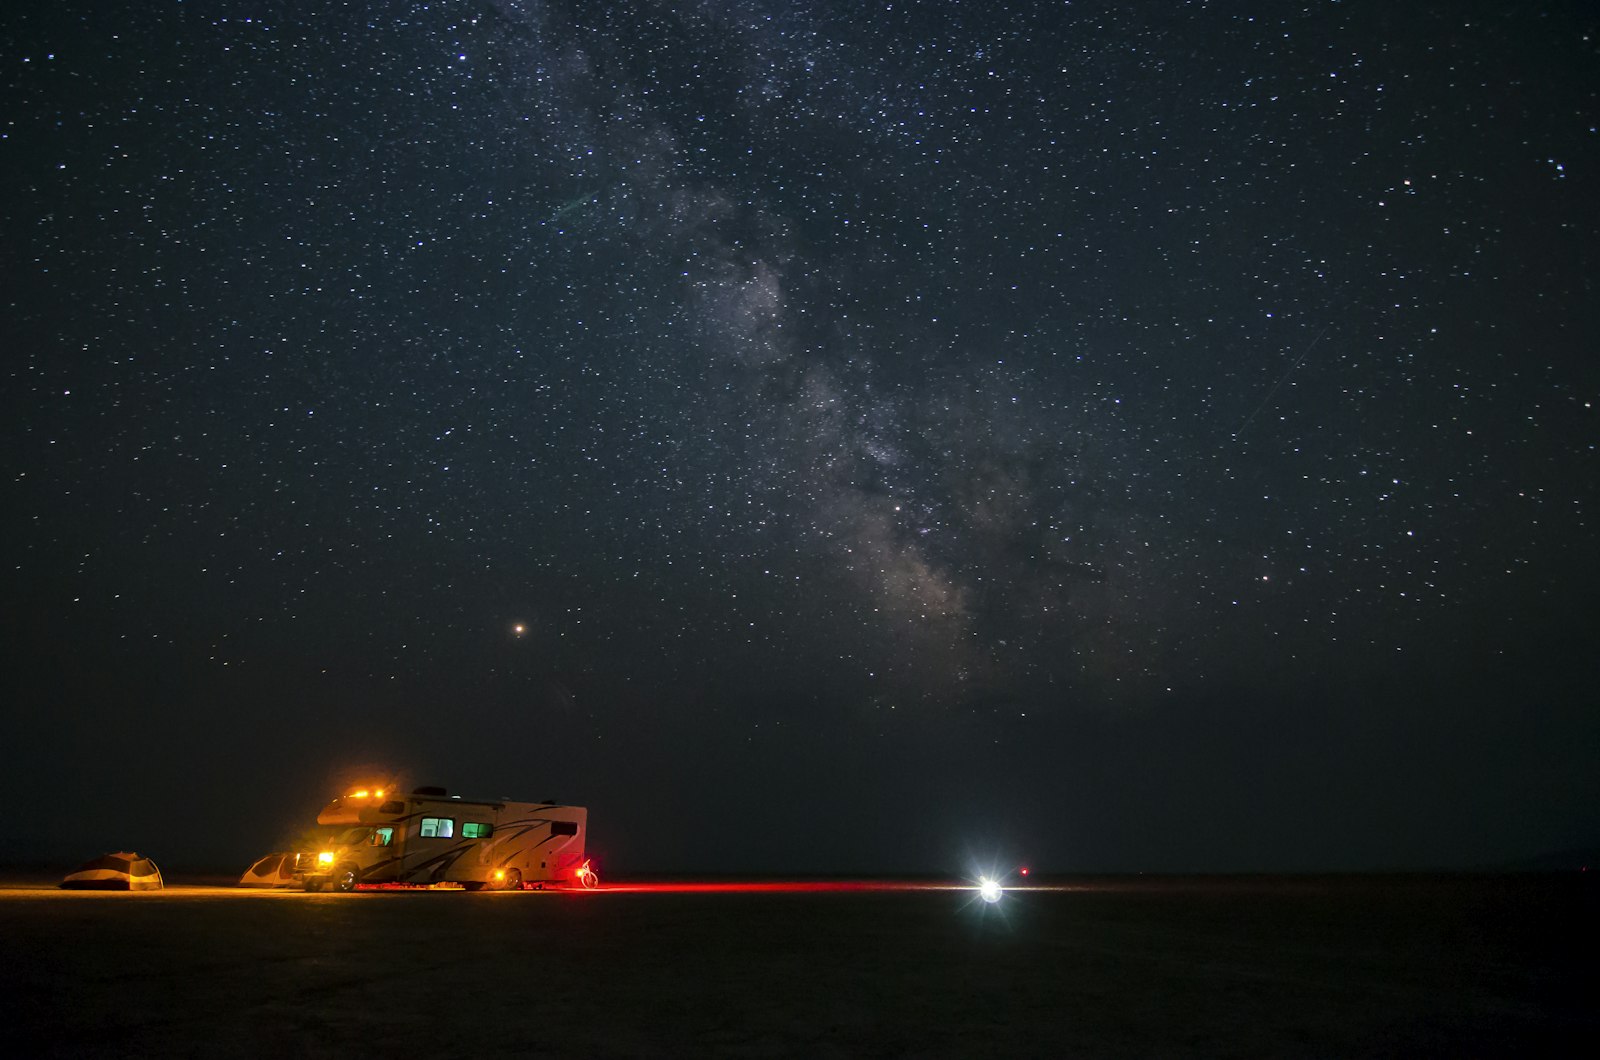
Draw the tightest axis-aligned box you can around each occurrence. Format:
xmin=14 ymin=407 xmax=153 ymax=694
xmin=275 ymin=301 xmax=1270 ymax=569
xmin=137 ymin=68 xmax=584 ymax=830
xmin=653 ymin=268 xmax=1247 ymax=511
xmin=300 ymin=787 xmax=587 ymax=892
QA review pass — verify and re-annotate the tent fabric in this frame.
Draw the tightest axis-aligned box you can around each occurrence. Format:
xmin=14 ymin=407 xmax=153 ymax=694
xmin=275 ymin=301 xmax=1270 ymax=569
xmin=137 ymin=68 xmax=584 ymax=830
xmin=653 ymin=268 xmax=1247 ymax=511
xmin=60 ymin=852 xmax=164 ymax=890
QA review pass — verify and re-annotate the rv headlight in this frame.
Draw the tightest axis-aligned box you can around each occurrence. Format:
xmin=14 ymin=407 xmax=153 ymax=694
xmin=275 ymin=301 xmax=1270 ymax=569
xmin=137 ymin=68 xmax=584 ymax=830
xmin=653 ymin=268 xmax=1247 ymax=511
xmin=317 ymin=851 xmax=335 ymax=867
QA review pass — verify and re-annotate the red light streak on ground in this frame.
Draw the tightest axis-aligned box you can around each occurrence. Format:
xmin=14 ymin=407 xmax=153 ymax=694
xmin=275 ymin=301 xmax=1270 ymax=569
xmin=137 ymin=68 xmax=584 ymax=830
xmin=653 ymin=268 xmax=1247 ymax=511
xmin=580 ymin=879 xmax=972 ymax=895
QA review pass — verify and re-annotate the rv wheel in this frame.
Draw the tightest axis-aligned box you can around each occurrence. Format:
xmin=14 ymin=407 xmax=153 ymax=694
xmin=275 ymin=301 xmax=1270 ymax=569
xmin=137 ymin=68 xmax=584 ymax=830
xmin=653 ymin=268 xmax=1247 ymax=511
xmin=331 ymin=865 xmax=360 ymax=893
xmin=503 ymin=868 xmax=522 ymax=891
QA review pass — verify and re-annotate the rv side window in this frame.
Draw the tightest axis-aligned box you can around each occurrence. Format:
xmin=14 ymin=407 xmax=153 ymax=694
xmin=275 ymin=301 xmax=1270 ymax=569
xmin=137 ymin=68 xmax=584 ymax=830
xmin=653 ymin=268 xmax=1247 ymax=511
xmin=379 ymin=800 xmax=405 ymax=815
xmin=550 ymin=821 xmax=578 ymax=836
xmin=462 ymin=822 xmax=493 ymax=839
xmin=370 ymin=827 xmax=394 ymax=847
xmin=419 ymin=817 xmax=455 ymax=839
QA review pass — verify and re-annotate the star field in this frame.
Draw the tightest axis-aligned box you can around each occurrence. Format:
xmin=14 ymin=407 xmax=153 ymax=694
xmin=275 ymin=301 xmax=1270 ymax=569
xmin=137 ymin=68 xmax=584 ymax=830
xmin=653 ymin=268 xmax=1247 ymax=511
xmin=4 ymin=1 xmax=1597 ymax=872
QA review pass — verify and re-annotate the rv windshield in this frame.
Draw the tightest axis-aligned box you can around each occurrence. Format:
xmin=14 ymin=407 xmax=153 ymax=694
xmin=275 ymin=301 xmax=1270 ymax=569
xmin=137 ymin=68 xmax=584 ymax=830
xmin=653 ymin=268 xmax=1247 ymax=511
xmin=336 ymin=827 xmax=373 ymax=846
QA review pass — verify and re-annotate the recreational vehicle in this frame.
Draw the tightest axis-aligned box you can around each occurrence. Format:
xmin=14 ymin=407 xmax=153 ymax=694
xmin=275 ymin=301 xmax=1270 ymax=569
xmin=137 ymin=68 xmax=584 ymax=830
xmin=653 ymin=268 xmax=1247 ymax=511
xmin=298 ymin=785 xmax=589 ymax=892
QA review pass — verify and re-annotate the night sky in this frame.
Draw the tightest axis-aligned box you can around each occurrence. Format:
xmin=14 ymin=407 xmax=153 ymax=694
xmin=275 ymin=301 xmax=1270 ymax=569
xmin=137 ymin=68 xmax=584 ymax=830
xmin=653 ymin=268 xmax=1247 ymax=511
xmin=5 ymin=1 xmax=1597 ymax=875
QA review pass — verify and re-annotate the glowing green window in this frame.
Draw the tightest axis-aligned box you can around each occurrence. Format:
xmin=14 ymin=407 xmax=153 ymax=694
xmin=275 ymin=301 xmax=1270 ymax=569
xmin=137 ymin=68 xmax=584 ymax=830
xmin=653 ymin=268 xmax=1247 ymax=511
xmin=369 ymin=827 xmax=394 ymax=847
xmin=462 ymin=822 xmax=493 ymax=839
xmin=419 ymin=817 xmax=455 ymax=838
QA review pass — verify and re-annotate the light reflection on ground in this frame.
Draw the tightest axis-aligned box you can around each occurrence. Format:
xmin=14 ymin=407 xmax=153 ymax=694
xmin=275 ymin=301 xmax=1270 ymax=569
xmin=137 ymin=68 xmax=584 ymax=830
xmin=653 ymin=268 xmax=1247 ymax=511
xmin=0 ymin=875 xmax=1078 ymax=898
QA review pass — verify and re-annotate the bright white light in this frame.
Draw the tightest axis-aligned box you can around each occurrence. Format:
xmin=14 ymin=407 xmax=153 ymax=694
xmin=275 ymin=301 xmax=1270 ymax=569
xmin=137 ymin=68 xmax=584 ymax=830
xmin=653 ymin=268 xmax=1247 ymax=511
xmin=978 ymin=877 xmax=1003 ymax=904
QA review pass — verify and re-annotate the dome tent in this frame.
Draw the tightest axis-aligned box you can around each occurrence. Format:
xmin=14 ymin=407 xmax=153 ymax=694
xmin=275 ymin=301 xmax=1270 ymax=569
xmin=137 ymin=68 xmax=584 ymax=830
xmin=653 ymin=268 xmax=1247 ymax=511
xmin=237 ymin=851 xmax=308 ymax=888
xmin=60 ymin=852 xmax=164 ymax=890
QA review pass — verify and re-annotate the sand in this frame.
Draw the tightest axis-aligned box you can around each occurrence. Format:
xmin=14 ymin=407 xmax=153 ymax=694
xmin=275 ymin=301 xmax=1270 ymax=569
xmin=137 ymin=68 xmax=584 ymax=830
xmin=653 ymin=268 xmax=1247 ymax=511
xmin=0 ymin=874 xmax=1590 ymax=1056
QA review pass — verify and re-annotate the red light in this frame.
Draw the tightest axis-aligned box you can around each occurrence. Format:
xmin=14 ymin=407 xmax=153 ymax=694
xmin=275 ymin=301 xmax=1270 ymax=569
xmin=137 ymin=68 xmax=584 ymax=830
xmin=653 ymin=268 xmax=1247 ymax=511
xmin=1020 ymin=867 xmax=1030 ymax=877
xmin=586 ymin=880 xmax=952 ymax=894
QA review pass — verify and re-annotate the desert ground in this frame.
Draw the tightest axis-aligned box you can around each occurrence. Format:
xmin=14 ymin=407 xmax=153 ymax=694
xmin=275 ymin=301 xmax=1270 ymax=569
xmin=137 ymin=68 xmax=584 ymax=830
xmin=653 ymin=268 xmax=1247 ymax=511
xmin=0 ymin=873 xmax=1590 ymax=1057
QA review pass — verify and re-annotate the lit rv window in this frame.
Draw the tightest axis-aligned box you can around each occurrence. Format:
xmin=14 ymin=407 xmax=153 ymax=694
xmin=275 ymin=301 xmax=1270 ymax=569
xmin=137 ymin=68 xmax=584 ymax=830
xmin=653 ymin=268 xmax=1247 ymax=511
xmin=370 ymin=827 xmax=394 ymax=847
xmin=419 ymin=817 xmax=455 ymax=838
xmin=550 ymin=821 xmax=578 ymax=836
xmin=462 ymin=822 xmax=493 ymax=839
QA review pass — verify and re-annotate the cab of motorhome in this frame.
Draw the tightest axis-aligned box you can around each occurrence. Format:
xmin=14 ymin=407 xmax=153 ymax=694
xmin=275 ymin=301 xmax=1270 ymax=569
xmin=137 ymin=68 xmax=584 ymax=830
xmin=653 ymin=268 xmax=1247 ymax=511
xmin=299 ymin=785 xmax=588 ymax=892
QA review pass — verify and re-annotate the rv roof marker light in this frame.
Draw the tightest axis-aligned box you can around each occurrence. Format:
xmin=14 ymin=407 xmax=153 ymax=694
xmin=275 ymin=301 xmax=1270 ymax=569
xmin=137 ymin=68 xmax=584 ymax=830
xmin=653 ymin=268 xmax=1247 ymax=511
xmin=978 ymin=877 xmax=1003 ymax=904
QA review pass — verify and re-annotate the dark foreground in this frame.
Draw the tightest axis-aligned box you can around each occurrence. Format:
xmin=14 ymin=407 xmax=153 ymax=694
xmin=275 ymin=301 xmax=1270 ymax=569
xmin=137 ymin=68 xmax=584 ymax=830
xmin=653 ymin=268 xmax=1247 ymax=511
xmin=1 ymin=874 xmax=1591 ymax=1057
